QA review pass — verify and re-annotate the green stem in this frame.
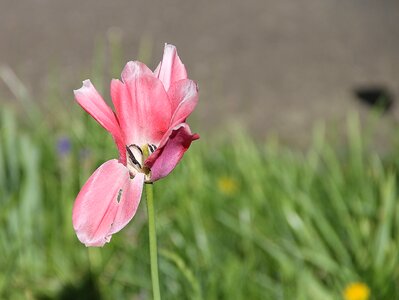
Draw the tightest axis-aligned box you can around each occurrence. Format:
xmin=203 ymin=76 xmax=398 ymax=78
xmin=145 ymin=182 xmax=161 ymax=300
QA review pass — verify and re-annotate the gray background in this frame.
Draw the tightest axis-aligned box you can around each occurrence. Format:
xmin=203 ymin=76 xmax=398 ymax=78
xmin=1 ymin=0 xmax=398 ymax=144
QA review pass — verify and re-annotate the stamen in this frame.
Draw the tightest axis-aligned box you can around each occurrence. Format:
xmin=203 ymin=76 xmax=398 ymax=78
xmin=129 ymin=144 xmax=143 ymax=155
xmin=126 ymin=146 xmax=142 ymax=169
xmin=148 ymin=144 xmax=157 ymax=153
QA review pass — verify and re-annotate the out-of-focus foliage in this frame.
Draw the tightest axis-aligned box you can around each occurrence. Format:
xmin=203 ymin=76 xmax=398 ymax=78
xmin=1 ymin=39 xmax=398 ymax=299
xmin=1 ymin=103 xmax=398 ymax=299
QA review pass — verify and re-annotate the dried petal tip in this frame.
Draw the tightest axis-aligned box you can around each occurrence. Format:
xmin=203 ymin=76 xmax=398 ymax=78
xmin=74 ymin=79 xmax=93 ymax=93
xmin=121 ymin=61 xmax=153 ymax=82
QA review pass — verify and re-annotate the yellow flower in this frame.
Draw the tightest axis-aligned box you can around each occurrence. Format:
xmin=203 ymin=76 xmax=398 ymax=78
xmin=343 ymin=282 xmax=370 ymax=300
xmin=217 ymin=176 xmax=238 ymax=196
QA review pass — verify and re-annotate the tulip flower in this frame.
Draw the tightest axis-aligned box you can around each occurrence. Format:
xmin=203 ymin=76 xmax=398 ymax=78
xmin=72 ymin=44 xmax=199 ymax=247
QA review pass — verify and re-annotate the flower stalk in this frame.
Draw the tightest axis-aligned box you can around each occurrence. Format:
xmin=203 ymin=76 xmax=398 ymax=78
xmin=145 ymin=182 xmax=161 ymax=300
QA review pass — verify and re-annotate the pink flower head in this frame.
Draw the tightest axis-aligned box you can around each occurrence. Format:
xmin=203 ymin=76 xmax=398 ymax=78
xmin=72 ymin=44 xmax=199 ymax=247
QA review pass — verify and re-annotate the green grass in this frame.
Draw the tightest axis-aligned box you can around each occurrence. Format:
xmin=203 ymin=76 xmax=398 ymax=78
xmin=1 ymin=99 xmax=399 ymax=299
xmin=1 ymin=38 xmax=398 ymax=299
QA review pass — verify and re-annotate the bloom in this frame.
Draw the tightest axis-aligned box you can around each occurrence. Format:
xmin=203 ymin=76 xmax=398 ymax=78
xmin=217 ymin=176 xmax=239 ymax=196
xmin=343 ymin=282 xmax=370 ymax=300
xmin=57 ymin=136 xmax=71 ymax=156
xmin=72 ymin=44 xmax=199 ymax=247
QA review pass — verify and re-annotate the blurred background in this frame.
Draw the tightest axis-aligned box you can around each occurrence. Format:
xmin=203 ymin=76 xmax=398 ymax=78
xmin=1 ymin=0 xmax=399 ymax=299
xmin=1 ymin=0 xmax=399 ymax=143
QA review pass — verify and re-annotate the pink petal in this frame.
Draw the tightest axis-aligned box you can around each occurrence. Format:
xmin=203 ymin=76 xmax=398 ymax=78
xmin=111 ymin=61 xmax=172 ymax=145
xmin=72 ymin=159 xmax=144 ymax=247
xmin=74 ymin=80 xmax=126 ymax=163
xmin=109 ymin=172 xmax=145 ymax=235
xmin=145 ymin=124 xmax=199 ymax=182
xmin=168 ymin=79 xmax=199 ymax=126
xmin=121 ymin=60 xmax=154 ymax=81
xmin=153 ymin=62 xmax=161 ymax=77
xmin=155 ymin=44 xmax=187 ymax=92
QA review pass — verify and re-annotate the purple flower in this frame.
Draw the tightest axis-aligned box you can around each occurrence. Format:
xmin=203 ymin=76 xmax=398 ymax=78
xmin=57 ymin=137 xmax=71 ymax=156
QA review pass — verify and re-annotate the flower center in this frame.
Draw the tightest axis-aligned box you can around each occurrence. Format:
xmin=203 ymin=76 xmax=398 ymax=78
xmin=126 ymin=144 xmax=157 ymax=180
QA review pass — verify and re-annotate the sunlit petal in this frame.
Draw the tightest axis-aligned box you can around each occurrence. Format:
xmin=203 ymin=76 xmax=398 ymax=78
xmin=72 ymin=160 xmax=136 ymax=247
xmin=111 ymin=61 xmax=172 ymax=145
xmin=155 ymin=44 xmax=187 ymax=91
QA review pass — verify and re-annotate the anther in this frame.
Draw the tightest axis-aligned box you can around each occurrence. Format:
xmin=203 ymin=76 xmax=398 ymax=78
xmin=148 ymin=144 xmax=157 ymax=153
xmin=129 ymin=144 xmax=143 ymax=155
xmin=126 ymin=146 xmax=142 ymax=169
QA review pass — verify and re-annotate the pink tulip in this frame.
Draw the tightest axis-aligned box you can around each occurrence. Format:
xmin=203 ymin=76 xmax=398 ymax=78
xmin=72 ymin=44 xmax=199 ymax=247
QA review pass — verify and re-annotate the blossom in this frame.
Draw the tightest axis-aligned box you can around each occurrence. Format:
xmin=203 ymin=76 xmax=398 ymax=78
xmin=217 ymin=176 xmax=239 ymax=196
xmin=72 ymin=44 xmax=199 ymax=247
xmin=57 ymin=136 xmax=71 ymax=156
xmin=343 ymin=282 xmax=370 ymax=300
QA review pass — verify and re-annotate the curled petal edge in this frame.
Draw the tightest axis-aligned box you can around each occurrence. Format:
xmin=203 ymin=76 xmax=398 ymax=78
xmin=168 ymin=79 xmax=199 ymax=126
xmin=145 ymin=123 xmax=199 ymax=182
